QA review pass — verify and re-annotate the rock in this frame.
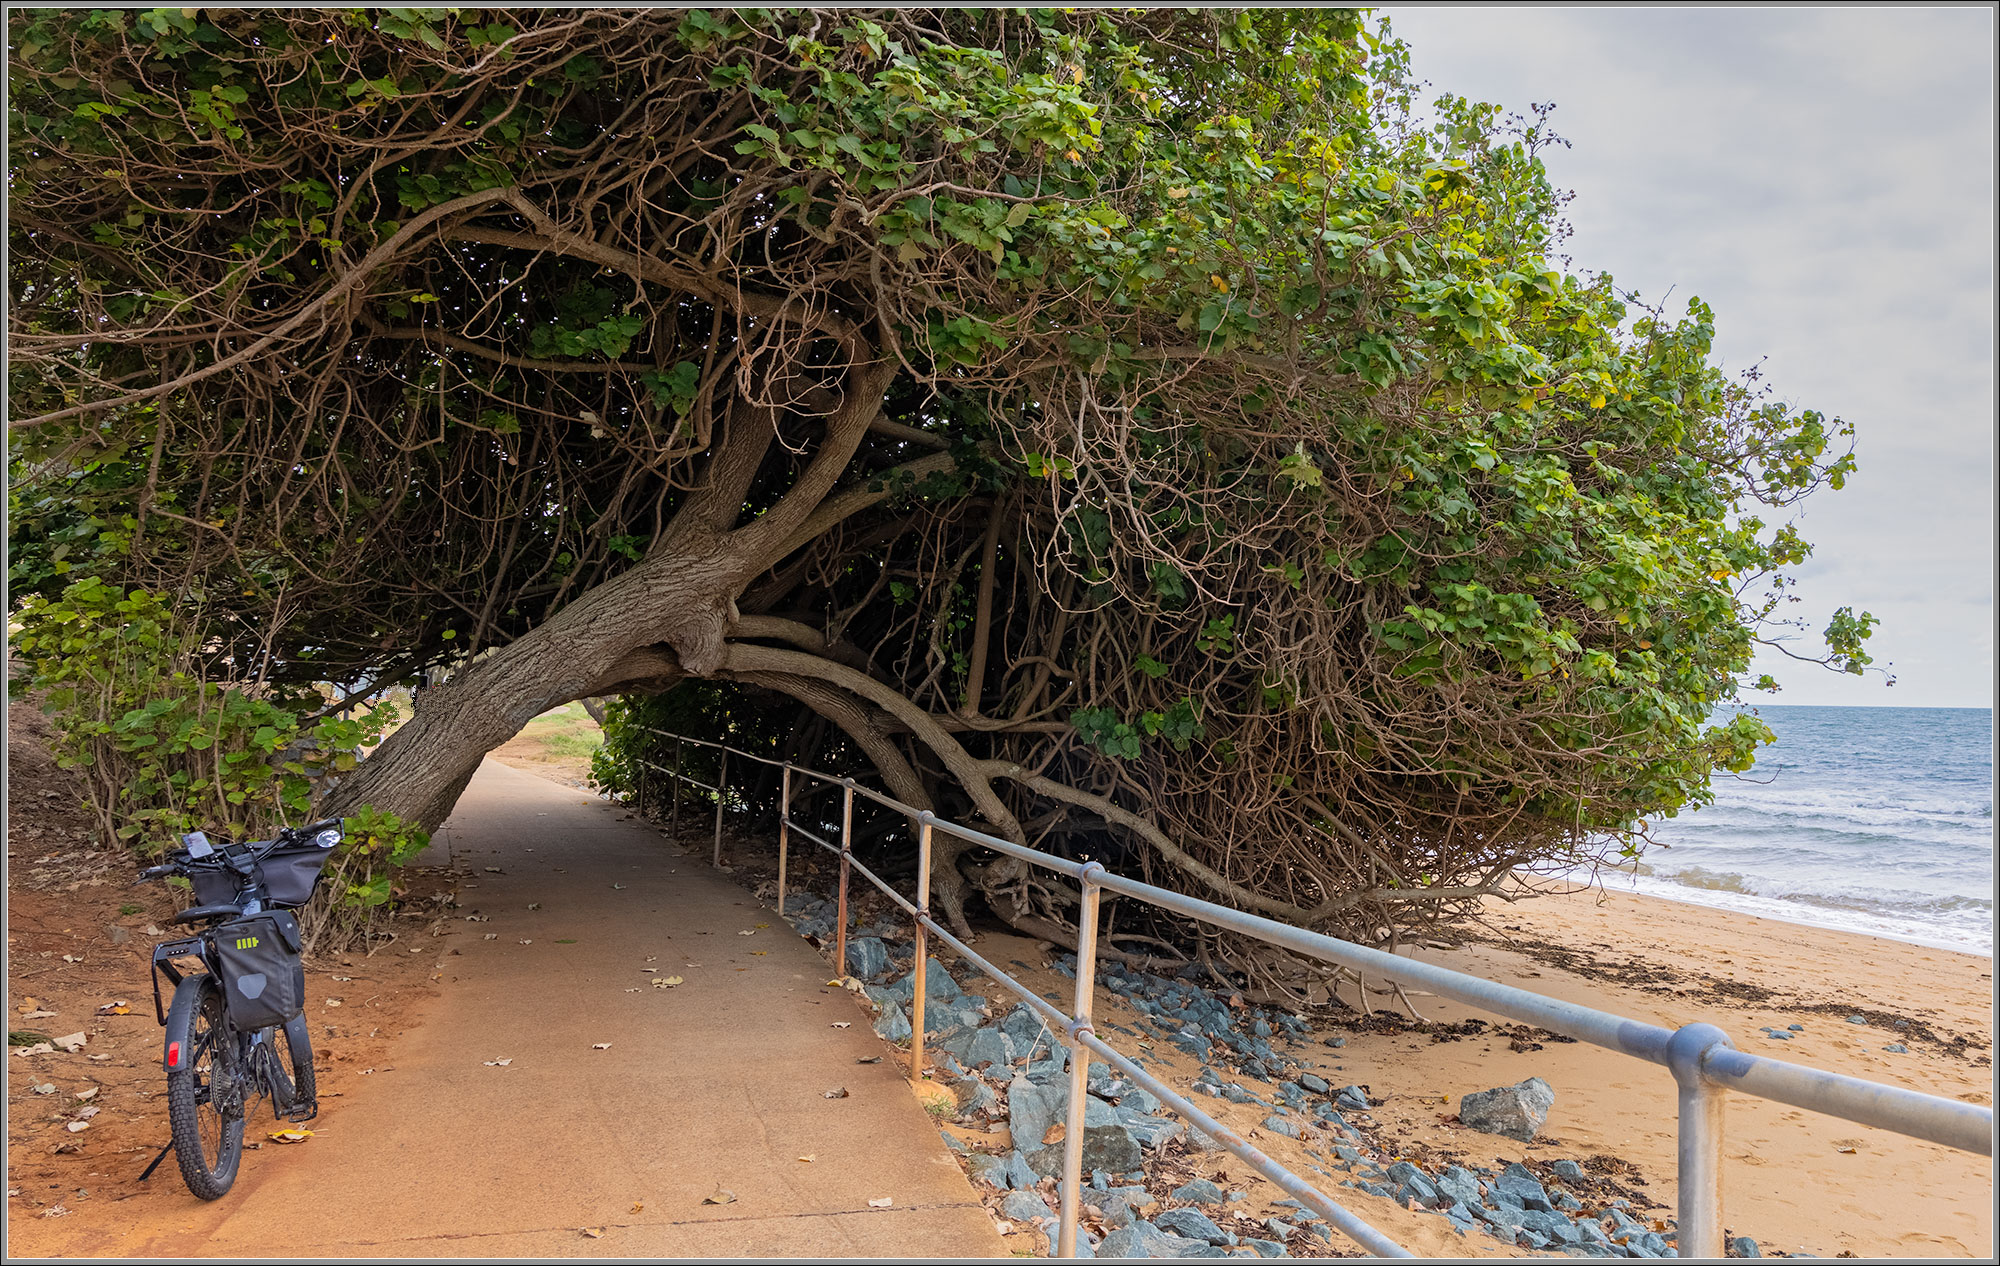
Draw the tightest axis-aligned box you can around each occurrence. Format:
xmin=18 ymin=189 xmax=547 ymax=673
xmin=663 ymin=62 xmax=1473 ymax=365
xmin=1435 ymin=1164 xmax=1482 ymax=1207
xmin=1845 ymin=1015 xmax=1868 ymax=1025
xmin=1119 ymin=1085 xmax=1163 ymax=1115
xmin=1493 ymin=1163 xmax=1554 ymax=1212
xmin=1884 ymin=1043 xmax=1909 ymax=1054
xmin=1274 ymin=1081 xmax=1308 ymax=1109
xmin=1459 ymin=1077 xmax=1554 ymax=1143
xmin=1730 ymin=1235 xmax=1762 ymax=1258
xmin=1243 ymin=1237 xmax=1287 ymax=1258
xmin=1172 ymin=1179 xmax=1227 ymax=1205
xmin=1097 ymin=1220 xmax=1222 ymax=1259
xmin=967 ymin=1154 xmax=1009 ymax=1188
xmin=1172 ymin=1030 xmax=1213 ymax=1061
xmin=1551 ymin=1159 xmax=1586 ymax=1181
xmin=1334 ymin=1085 xmax=1370 ymax=1112
xmin=1577 ymin=1220 xmax=1613 ymax=1247
xmin=1119 ymin=1109 xmax=1185 ymax=1151
xmin=1261 ymin=1115 xmax=1304 ymax=1140
xmin=1553 ymin=1190 xmax=1585 ymax=1213
xmin=1000 ymin=1004 xmax=1047 ymax=1049
xmin=1787 ymin=1024 xmax=1805 ymax=1032
xmin=1385 ymin=1161 xmax=1440 ymax=1206
xmin=962 ymin=1027 xmax=1014 ymax=1072
xmin=1155 ymin=1208 xmax=1230 ymax=1245
xmin=871 ymin=1004 xmax=912 ymax=1043
xmin=845 ymin=937 xmax=891 ymax=980
xmin=1297 ymin=1073 xmax=1329 ymax=1094
xmin=956 ymin=1075 xmax=1000 ymax=1116
xmin=1326 ymin=1036 xmax=1347 ymax=1048
xmin=940 ymin=1129 xmax=968 ymax=1153
xmin=1000 ymin=1190 xmax=1051 ymax=1223
xmin=1005 ymin=1149 xmax=1038 ymax=1191
xmin=1093 ymin=1191 xmax=1137 ymax=1229
xmin=1040 ymin=1223 xmax=1100 ymax=1257
xmin=1008 ymin=1081 xmax=1143 ymax=1177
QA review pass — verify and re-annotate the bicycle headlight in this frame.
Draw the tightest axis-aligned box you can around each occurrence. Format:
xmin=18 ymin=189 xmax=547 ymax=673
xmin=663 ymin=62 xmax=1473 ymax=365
xmin=313 ymin=828 xmax=342 ymax=849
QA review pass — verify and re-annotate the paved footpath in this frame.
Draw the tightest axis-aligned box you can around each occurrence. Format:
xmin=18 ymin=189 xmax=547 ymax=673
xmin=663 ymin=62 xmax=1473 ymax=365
xmin=126 ymin=760 xmax=1006 ymax=1258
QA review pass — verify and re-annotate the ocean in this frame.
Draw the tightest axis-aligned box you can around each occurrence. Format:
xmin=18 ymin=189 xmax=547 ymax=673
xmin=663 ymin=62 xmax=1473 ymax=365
xmin=1598 ymin=705 xmax=1994 ymax=955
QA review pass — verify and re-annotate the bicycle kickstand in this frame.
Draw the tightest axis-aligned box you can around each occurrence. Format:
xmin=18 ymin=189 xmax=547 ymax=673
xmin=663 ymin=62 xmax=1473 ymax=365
xmin=137 ymin=1140 xmax=175 ymax=1183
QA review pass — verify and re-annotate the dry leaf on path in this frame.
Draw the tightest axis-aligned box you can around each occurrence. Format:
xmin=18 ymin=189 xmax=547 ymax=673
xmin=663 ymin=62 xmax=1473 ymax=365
xmin=737 ymin=930 xmax=755 ymax=936
xmin=65 ymin=1121 xmax=89 ymax=1133
xmin=269 ymin=1128 xmax=313 ymax=1144
xmin=797 ymin=1154 xmax=815 ymax=1163
xmin=868 ymin=1197 xmax=893 ymax=1208
xmin=630 ymin=1202 xmax=644 ymax=1213
xmin=483 ymin=1058 xmax=513 ymax=1067
xmin=823 ymin=1087 xmax=850 ymax=1099
xmin=830 ymin=1022 xmax=851 ymax=1029
xmin=703 ymin=1187 xmax=738 ymax=1205
xmin=1041 ymin=1124 xmax=1066 ymax=1145
xmin=50 ymin=1033 xmax=87 ymax=1052
xmin=32 ymin=1083 xmax=56 ymax=1094
xmin=75 ymin=1087 xmax=98 ymax=1100
xmin=654 ymin=976 xmax=684 ymax=988
xmin=579 ymin=1227 xmax=604 ymax=1238
xmin=592 ymin=1043 xmax=612 ymax=1050
xmin=855 ymin=1056 xmax=882 ymax=1065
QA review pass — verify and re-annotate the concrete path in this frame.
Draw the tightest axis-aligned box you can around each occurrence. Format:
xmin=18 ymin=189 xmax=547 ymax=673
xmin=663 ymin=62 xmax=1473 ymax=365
xmin=131 ymin=760 xmax=1006 ymax=1258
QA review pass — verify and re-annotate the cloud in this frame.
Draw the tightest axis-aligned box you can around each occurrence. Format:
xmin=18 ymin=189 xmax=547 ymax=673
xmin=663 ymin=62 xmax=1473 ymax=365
xmin=1381 ymin=6 xmax=1994 ymax=707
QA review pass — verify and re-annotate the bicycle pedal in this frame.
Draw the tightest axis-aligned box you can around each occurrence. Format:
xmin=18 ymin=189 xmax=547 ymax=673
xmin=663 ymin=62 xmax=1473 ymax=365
xmin=283 ymin=1102 xmax=318 ymax=1123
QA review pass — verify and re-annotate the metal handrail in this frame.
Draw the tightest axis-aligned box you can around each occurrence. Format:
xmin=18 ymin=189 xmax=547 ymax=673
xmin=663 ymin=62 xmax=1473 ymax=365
xmin=626 ymin=726 xmax=1995 ymax=1259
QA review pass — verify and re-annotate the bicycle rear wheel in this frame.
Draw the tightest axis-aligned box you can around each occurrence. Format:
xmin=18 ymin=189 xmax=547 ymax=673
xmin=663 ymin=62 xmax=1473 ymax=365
xmin=165 ymin=975 xmax=246 ymax=1200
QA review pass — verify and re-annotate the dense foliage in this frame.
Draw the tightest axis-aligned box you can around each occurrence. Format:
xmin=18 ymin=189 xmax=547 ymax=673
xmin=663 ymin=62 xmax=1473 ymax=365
xmin=10 ymin=9 xmax=1874 ymax=986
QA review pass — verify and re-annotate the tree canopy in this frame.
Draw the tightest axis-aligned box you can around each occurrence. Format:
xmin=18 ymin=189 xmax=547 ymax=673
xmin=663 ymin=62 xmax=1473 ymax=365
xmin=8 ymin=8 xmax=1876 ymax=987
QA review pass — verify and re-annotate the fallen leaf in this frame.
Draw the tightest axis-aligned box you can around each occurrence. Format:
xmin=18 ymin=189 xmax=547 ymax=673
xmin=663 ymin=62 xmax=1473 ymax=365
xmin=331 ymin=975 xmax=354 ymax=982
xmin=65 ymin=1121 xmax=89 ymax=1133
xmin=592 ymin=1043 xmax=612 ymax=1051
xmin=484 ymin=867 xmax=502 ymax=873
xmin=325 ymin=999 xmax=344 ymax=1007
xmin=95 ymin=1003 xmax=129 ymax=1016
xmin=484 ymin=1058 xmax=513 ymax=1067
xmin=612 ymin=884 xmax=626 ymax=890
xmin=42 ymin=1204 xmax=69 ymax=1218
xmin=519 ymin=940 xmax=533 ymax=945
xmin=50 ymin=1033 xmax=87 ymax=1052
xmin=76 ymin=1106 xmax=99 ymax=1120
xmin=868 ymin=1197 xmax=893 ymax=1208
xmin=855 ymin=1056 xmax=882 ymax=1065
xmin=22 ymin=1009 xmax=56 ymax=1021
xmin=831 ymin=1022 xmax=851 ymax=1029
xmin=86 ymin=1054 xmax=110 ymax=1062
xmin=824 ymin=1087 xmax=849 ymax=1099
xmin=750 ymin=951 xmax=767 ymax=957
xmin=655 ymin=975 xmax=684 ymax=988
xmin=797 ymin=1154 xmax=816 ymax=1163
xmin=580 ymin=1226 xmax=604 ymax=1238
xmin=1042 ymin=1123 xmax=1066 ymax=1145
xmin=827 ymin=979 xmax=844 ymax=987
xmin=630 ymin=1202 xmax=644 ymax=1213
xmin=755 ymin=923 xmax=769 ymax=928
xmin=483 ymin=933 xmax=498 ymax=940
xmin=703 ymin=1187 xmax=738 ymax=1205
xmin=1837 ymin=1146 xmax=1857 ymax=1154
xmin=269 ymin=1127 xmax=313 ymax=1144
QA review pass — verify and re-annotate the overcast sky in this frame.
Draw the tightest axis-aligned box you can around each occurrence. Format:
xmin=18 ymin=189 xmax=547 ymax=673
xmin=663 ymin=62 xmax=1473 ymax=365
xmin=1378 ymin=6 xmax=1995 ymax=709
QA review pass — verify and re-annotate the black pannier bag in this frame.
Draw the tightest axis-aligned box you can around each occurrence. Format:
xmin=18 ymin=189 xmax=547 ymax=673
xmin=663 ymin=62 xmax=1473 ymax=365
xmin=186 ymin=841 xmax=336 ymax=909
xmin=213 ymin=911 xmax=305 ymax=1031
xmin=258 ymin=844 xmax=337 ymax=908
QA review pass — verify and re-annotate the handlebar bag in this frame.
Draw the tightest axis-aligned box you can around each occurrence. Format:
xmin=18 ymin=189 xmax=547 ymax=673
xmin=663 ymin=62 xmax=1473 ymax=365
xmin=213 ymin=913 xmax=306 ymax=1031
xmin=188 ymin=864 xmax=240 ymax=908
xmin=258 ymin=844 xmax=338 ymax=908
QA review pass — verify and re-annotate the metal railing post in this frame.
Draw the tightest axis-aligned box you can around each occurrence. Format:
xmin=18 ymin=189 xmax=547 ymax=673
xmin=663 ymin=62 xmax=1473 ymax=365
xmin=776 ymin=765 xmax=791 ymax=920
xmin=1667 ymin=1023 xmax=1731 ymax=1258
xmin=713 ymin=748 xmax=727 ymax=866
xmin=669 ymin=736 xmax=682 ymax=836
xmin=911 ymin=815 xmax=932 ymax=1079
xmin=835 ymin=779 xmax=854 ymax=978
xmin=1057 ymin=864 xmax=1104 ymax=1259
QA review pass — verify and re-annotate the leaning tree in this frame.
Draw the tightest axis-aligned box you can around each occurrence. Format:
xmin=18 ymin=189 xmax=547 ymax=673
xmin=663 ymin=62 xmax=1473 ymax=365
xmin=8 ymin=9 xmax=1876 ymax=990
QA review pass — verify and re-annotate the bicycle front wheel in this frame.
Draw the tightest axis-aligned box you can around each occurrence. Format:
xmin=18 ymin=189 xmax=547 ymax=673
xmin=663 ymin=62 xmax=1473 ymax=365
xmin=165 ymin=974 xmax=246 ymax=1200
xmin=267 ymin=1015 xmax=317 ymax=1119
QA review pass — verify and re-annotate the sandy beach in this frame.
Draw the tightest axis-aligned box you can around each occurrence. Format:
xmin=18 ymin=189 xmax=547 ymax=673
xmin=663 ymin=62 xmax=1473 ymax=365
xmin=937 ymin=886 xmax=1993 ymax=1259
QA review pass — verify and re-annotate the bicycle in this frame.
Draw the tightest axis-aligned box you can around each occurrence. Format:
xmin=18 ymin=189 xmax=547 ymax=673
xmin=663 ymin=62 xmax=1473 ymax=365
xmin=135 ymin=818 xmax=343 ymax=1200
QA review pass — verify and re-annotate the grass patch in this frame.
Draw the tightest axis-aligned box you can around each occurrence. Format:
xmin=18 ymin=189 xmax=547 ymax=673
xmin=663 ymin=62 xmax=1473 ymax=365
xmin=538 ymin=730 xmax=603 ymax=758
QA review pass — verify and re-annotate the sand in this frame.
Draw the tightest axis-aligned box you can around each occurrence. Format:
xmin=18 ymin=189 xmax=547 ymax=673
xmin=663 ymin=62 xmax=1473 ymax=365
xmin=927 ymin=887 xmax=1992 ymax=1259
